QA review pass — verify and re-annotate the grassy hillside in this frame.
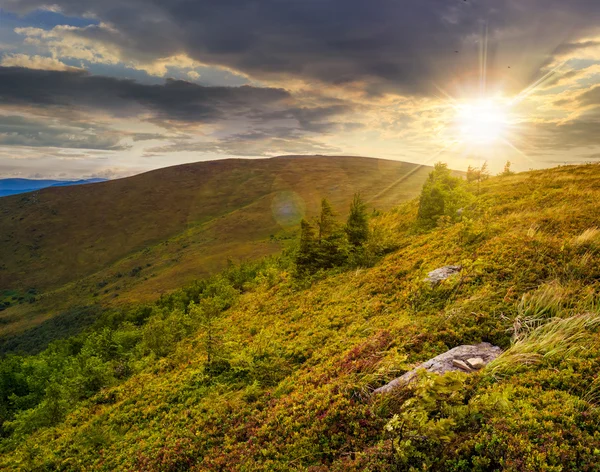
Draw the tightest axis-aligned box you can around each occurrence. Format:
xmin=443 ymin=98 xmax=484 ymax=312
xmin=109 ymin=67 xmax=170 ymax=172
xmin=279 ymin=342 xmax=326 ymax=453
xmin=1 ymin=163 xmax=599 ymax=471
xmin=0 ymin=156 xmax=433 ymax=348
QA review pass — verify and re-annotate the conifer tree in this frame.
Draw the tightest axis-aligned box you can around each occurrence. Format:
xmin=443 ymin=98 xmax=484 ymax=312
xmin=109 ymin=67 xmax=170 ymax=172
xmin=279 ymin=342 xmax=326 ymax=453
xmin=479 ymin=161 xmax=490 ymax=181
xmin=501 ymin=160 xmax=514 ymax=176
xmin=466 ymin=165 xmax=478 ymax=183
xmin=295 ymin=200 xmax=349 ymax=274
xmin=315 ymin=199 xmax=346 ymax=268
xmin=417 ymin=162 xmax=468 ymax=227
xmin=317 ymin=199 xmax=337 ymax=242
xmin=296 ymin=219 xmax=318 ymax=273
xmin=345 ymin=193 xmax=369 ymax=247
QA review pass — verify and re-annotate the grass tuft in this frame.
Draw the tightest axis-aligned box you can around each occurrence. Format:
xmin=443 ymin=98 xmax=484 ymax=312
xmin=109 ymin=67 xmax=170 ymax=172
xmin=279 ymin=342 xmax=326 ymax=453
xmin=489 ymin=310 xmax=600 ymax=378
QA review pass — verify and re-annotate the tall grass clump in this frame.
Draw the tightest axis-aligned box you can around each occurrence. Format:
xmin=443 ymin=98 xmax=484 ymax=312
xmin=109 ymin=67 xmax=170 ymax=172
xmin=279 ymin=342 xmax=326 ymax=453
xmin=572 ymin=227 xmax=600 ymax=248
xmin=513 ymin=281 xmax=567 ymax=337
xmin=488 ymin=311 xmax=600 ymax=378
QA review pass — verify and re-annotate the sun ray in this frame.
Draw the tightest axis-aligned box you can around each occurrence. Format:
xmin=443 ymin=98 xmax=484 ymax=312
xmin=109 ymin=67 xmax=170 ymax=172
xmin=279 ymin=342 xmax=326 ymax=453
xmin=479 ymin=22 xmax=489 ymax=96
xmin=510 ymin=63 xmax=564 ymax=105
xmin=501 ymin=139 xmax=535 ymax=165
xmin=369 ymin=142 xmax=460 ymax=202
xmin=432 ymin=83 xmax=458 ymax=103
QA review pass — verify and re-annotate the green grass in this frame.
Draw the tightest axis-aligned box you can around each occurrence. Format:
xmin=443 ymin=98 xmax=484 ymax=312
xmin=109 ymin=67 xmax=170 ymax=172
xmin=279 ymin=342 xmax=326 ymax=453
xmin=1 ymin=163 xmax=600 ymax=470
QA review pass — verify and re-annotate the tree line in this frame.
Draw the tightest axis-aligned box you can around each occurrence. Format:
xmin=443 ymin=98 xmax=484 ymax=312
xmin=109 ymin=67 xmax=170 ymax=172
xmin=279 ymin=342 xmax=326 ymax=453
xmin=295 ymin=194 xmax=370 ymax=275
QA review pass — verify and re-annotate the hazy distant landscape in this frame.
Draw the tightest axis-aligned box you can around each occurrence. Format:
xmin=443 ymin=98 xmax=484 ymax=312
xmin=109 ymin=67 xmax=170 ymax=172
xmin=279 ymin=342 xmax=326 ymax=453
xmin=0 ymin=178 xmax=106 ymax=197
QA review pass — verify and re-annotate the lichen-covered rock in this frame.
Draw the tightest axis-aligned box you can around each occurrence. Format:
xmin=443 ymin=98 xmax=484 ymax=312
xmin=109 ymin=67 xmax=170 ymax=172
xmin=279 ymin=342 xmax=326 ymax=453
xmin=373 ymin=342 xmax=502 ymax=394
xmin=424 ymin=265 xmax=462 ymax=285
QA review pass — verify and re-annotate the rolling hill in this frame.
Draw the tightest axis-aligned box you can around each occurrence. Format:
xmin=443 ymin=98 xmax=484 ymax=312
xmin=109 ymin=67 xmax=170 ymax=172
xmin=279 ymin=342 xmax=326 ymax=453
xmin=1 ymin=163 xmax=599 ymax=471
xmin=0 ymin=156 xmax=435 ymax=348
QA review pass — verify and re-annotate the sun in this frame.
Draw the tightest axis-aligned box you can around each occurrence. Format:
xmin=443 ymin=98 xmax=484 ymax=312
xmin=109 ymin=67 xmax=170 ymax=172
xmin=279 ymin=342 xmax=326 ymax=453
xmin=454 ymin=99 xmax=511 ymax=145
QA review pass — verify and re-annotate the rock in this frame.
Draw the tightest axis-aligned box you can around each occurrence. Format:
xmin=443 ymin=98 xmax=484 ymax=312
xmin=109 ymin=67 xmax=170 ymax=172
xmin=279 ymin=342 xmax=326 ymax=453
xmin=424 ymin=265 xmax=462 ymax=285
xmin=452 ymin=359 xmax=472 ymax=372
xmin=373 ymin=342 xmax=502 ymax=395
xmin=466 ymin=357 xmax=485 ymax=370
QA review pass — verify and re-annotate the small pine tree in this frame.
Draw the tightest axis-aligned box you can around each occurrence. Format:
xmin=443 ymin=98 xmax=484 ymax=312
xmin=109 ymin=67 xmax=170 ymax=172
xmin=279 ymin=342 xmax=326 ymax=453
xmin=418 ymin=185 xmax=446 ymax=224
xmin=479 ymin=161 xmax=490 ymax=181
xmin=191 ymin=297 xmax=229 ymax=375
xmin=316 ymin=199 xmax=347 ymax=269
xmin=296 ymin=219 xmax=318 ymax=273
xmin=317 ymin=199 xmax=337 ymax=242
xmin=466 ymin=162 xmax=490 ymax=183
xmin=295 ymin=199 xmax=349 ymax=274
xmin=501 ymin=160 xmax=514 ymax=176
xmin=466 ymin=165 xmax=478 ymax=183
xmin=417 ymin=162 xmax=470 ymax=228
xmin=345 ymin=193 xmax=369 ymax=247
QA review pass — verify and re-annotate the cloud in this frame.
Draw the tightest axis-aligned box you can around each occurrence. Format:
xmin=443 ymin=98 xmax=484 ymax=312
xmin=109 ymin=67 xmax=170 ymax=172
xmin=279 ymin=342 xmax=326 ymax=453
xmin=522 ymin=110 xmax=600 ymax=150
xmin=0 ymin=53 xmax=80 ymax=71
xmin=14 ymin=24 xmax=211 ymax=78
xmin=145 ymin=129 xmax=341 ymax=158
xmin=0 ymin=114 xmax=127 ymax=149
xmin=0 ymin=67 xmax=355 ymax=158
xmin=1 ymin=0 xmax=600 ymax=173
xmin=578 ymin=85 xmax=600 ymax=107
xmin=0 ymin=66 xmax=290 ymax=124
xmin=4 ymin=0 xmax=600 ymax=95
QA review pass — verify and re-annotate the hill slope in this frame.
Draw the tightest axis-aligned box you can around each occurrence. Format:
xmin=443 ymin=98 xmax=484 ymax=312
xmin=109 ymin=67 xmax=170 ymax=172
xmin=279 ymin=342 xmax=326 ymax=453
xmin=1 ymin=163 xmax=599 ymax=470
xmin=0 ymin=156 xmax=433 ymax=348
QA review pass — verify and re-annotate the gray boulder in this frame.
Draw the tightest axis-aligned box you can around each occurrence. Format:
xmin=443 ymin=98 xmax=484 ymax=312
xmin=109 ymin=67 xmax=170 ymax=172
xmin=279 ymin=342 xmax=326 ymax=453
xmin=373 ymin=342 xmax=502 ymax=394
xmin=425 ymin=265 xmax=462 ymax=285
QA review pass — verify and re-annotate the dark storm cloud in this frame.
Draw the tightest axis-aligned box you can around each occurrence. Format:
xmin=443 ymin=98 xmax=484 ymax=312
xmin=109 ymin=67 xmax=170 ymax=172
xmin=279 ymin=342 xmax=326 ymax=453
xmin=552 ymin=40 xmax=600 ymax=57
xmin=0 ymin=66 xmax=290 ymax=123
xmin=4 ymin=0 xmax=600 ymax=95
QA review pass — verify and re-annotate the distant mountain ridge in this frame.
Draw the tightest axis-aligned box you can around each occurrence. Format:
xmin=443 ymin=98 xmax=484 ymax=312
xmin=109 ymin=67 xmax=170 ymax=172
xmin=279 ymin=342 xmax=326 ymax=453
xmin=0 ymin=178 xmax=106 ymax=197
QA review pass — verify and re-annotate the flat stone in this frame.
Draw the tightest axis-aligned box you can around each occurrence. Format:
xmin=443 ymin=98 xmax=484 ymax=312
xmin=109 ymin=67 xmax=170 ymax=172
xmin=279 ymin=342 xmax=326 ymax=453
xmin=424 ymin=265 xmax=462 ymax=285
xmin=452 ymin=359 xmax=472 ymax=372
xmin=465 ymin=357 xmax=485 ymax=370
xmin=373 ymin=342 xmax=503 ymax=395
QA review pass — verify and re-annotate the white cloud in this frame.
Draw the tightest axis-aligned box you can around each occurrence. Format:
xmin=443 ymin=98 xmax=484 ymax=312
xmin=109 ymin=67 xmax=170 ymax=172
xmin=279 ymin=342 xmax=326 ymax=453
xmin=14 ymin=25 xmax=208 ymax=78
xmin=0 ymin=53 xmax=81 ymax=71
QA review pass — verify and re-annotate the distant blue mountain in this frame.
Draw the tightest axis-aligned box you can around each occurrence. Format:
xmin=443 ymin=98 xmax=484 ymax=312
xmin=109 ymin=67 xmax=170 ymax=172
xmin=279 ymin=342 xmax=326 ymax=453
xmin=0 ymin=178 xmax=107 ymax=197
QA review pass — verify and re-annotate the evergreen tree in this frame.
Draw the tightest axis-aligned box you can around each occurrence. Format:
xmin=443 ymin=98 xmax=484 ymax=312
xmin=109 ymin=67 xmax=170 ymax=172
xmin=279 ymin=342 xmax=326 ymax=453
xmin=190 ymin=297 xmax=229 ymax=376
xmin=466 ymin=165 xmax=478 ymax=183
xmin=295 ymin=199 xmax=349 ymax=274
xmin=316 ymin=199 xmax=348 ymax=268
xmin=317 ymin=199 xmax=337 ymax=242
xmin=417 ymin=162 xmax=468 ymax=228
xmin=479 ymin=161 xmax=490 ymax=181
xmin=417 ymin=185 xmax=446 ymax=224
xmin=345 ymin=193 xmax=369 ymax=247
xmin=467 ymin=162 xmax=489 ymax=183
xmin=500 ymin=160 xmax=514 ymax=176
xmin=295 ymin=219 xmax=318 ymax=273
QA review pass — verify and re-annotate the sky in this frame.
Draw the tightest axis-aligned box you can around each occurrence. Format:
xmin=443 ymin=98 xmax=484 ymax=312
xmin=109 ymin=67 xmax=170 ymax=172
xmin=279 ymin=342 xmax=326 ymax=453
xmin=0 ymin=0 xmax=599 ymax=179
